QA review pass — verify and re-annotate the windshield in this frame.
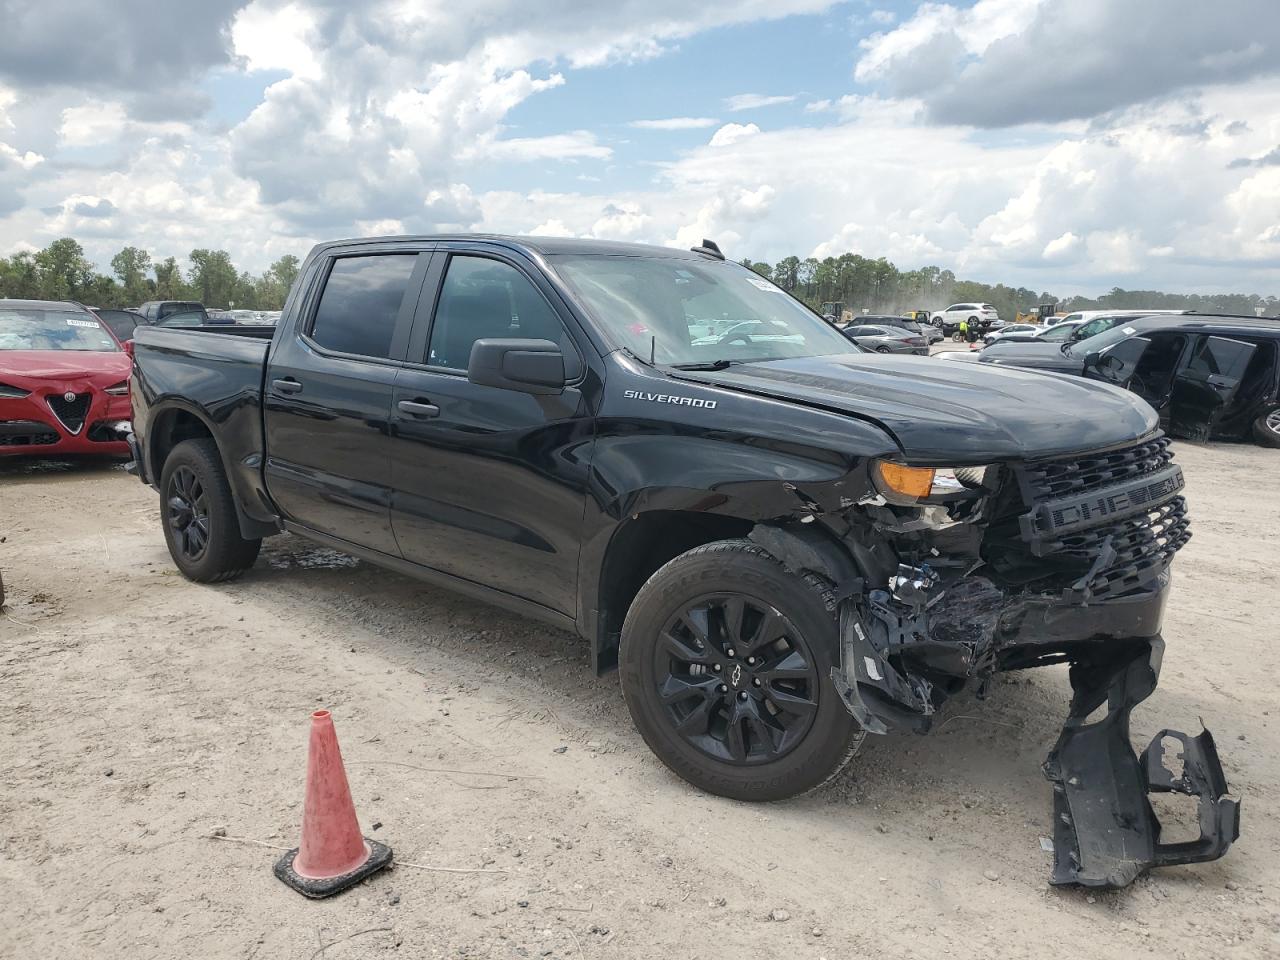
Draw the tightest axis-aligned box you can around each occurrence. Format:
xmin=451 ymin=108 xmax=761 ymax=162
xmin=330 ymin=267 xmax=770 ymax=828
xmin=1065 ymin=321 xmax=1147 ymax=358
xmin=0 ymin=308 xmax=120 ymax=352
xmin=551 ymin=255 xmax=855 ymax=365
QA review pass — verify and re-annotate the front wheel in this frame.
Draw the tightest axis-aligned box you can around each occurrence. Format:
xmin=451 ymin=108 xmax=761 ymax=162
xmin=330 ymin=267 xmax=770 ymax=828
xmin=159 ymin=438 xmax=261 ymax=582
xmin=1252 ymin=406 xmax=1280 ymax=448
xmin=619 ymin=540 xmax=862 ymax=801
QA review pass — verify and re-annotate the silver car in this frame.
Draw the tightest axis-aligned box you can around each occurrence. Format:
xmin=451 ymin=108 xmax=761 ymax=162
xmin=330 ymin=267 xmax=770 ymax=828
xmin=841 ymin=323 xmax=929 ymax=355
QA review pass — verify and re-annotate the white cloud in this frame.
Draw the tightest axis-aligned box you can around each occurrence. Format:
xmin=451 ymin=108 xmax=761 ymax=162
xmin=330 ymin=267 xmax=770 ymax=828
xmin=709 ymin=122 xmax=761 ymax=146
xmin=855 ymin=0 xmax=1280 ymax=127
xmin=724 ymin=93 xmax=796 ymax=111
xmin=481 ymin=131 xmax=612 ymax=162
xmin=629 ymin=117 xmax=719 ymax=130
xmin=59 ymin=101 xmax=128 ymax=147
xmin=1042 ymin=231 xmax=1082 ymax=262
xmin=231 ymin=1 xmax=323 ymax=80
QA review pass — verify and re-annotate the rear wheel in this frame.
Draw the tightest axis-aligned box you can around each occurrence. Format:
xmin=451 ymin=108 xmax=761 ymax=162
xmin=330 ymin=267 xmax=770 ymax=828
xmin=620 ymin=540 xmax=862 ymax=801
xmin=1252 ymin=406 xmax=1280 ymax=448
xmin=159 ymin=439 xmax=261 ymax=582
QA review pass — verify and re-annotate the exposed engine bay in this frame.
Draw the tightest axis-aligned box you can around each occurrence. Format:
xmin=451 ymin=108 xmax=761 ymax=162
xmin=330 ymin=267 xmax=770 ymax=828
xmin=752 ymin=433 xmax=1240 ymax=888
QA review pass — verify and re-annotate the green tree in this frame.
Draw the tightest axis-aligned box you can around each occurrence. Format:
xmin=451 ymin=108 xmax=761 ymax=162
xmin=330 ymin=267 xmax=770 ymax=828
xmin=111 ymin=246 xmax=153 ymax=305
xmin=187 ymin=248 xmax=239 ymax=306
xmin=772 ymin=255 xmax=801 ymax=292
xmin=154 ymin=257 xmax=189 ymax=300
xmin=0 ymin=252 xmax=41 ymax=299
xmin=34 ymin=238 xmax=94 ymax=300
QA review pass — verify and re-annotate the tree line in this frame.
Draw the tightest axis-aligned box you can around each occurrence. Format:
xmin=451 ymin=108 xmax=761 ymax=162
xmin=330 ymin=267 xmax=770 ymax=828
xmin=2 ymin=236 xmax=1275 ymax=320
xmin=0 ymin=238 xmax=300 ymax=311
xmin=743 ymin=253 xmax=1280 ymax=321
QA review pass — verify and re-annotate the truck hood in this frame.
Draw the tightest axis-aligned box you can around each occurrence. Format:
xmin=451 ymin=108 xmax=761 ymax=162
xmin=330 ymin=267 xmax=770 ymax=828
xmin=673 ymin=353 xmax=1157 ymax=461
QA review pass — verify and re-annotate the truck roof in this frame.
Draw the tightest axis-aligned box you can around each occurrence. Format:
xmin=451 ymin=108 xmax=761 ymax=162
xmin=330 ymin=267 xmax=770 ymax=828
xmin=1122 ymin=313 xmax=1280 ymax=336
xmin=312 ymin=234 xmax=712 ymax=261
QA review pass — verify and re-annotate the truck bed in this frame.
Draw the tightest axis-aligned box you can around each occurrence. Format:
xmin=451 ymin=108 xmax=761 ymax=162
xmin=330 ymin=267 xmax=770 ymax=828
xmin=130 ymin=324 xmax=271 ymax=520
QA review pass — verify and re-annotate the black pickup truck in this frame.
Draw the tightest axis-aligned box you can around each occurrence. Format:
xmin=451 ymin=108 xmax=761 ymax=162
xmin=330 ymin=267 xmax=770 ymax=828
xmin=128 ymin=235 xmax=1238 ymax=887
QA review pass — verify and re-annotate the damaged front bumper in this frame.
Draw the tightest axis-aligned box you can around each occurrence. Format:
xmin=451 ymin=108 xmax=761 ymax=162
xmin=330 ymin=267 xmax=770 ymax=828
xmin=782 ymin=434 xmax=1240 ymax=888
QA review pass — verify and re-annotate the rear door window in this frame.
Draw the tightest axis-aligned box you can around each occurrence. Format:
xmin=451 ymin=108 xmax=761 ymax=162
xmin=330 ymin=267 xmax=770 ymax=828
xmin=309 ymin=255 xmax=419 ymax=360
xmin=1184 ymin=335 xmax=1256 ymax=381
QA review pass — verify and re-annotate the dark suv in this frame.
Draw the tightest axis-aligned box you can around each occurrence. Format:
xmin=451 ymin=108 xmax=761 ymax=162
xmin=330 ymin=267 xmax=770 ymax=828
xmin=978 ymin=314 xmax=1280 ymax=446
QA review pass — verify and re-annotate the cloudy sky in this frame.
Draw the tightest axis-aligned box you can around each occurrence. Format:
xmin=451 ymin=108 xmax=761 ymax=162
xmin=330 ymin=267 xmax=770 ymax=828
xmin=1 ymin=0 xmax=1278 ymax=294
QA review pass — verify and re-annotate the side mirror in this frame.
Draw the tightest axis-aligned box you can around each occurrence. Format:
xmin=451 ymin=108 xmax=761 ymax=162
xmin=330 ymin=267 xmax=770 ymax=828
xmin=467 ymin=338 xmax=565 ymax=395
xmin=123 ymin=340 xmax=135 ymax=358
xmin=1083 ymin=351 xmax=1101 ymax=369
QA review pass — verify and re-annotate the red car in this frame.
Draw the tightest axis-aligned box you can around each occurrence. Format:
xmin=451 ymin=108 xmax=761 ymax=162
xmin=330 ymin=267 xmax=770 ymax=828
xmin=0 ymin=299 xmax=133 ymax=457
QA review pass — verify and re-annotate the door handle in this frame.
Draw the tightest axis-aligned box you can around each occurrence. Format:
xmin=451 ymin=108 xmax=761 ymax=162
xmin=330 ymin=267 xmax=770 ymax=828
xmin=397 ymin=399 xmax=441 ymax=418
xmin=272 ymin=378 xmax=303 ymax=394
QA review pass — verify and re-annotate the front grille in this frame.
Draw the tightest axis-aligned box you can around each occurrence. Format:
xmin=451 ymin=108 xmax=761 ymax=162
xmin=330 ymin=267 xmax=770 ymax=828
xmin=997 ymin=434 xmax=1190 ymax=601
xmin=1018 ymin=435 xmax=1174 ymax=501
xmin=0 ymin=421 xmax=60 ymax=447
xmin=46 ymin=393 xmax=90 ymax=434
xmin=1039 ymin=498 xmax=1191 ymax=601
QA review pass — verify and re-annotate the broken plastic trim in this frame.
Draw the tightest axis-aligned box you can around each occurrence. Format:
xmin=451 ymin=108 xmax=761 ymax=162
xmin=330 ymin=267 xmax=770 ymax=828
xmin=1043 ymin=637 xmax=1240 ymax=888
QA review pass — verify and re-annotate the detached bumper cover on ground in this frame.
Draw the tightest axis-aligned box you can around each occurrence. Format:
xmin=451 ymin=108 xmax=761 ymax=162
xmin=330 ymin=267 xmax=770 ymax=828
xmin=1044 ymin=637 xmax=1240 ymax=888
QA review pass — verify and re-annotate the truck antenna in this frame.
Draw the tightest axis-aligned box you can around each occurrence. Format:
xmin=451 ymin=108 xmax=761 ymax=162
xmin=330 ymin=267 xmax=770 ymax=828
xmin=649 ymin=335 xmax=656 ymax=365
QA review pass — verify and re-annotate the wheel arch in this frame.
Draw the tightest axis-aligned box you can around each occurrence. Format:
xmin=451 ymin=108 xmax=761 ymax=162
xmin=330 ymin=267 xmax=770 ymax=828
xmin=586 ymin=506 xmax=872 ymax=676
xmin=147 ymin=400 xmax=280 ymax=540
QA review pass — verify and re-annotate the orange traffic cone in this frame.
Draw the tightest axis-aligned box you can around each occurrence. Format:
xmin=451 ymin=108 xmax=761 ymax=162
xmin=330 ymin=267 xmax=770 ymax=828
xmin=274 ymin=710 xmax=392 ymax=898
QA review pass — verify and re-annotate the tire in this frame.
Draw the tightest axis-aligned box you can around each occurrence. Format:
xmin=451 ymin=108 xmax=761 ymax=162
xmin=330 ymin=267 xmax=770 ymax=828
xmin=875 ymin=345 xmax=891 ymax=353
xmin=1252 ymin=406 xmax=1280 ymax=448
xmin=159 ymin=438 xmax=261 ymax=583
xmin=619 ymin=539 xmax=862 ymax=801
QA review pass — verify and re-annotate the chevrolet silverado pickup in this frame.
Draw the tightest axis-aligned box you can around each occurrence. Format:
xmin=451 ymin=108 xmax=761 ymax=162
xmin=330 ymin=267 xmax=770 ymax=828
xmin=128 ymin=235 xmax=1239 ymax=887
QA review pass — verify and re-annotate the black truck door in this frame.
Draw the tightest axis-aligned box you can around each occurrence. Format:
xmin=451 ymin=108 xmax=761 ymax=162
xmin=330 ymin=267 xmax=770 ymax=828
xmin=263 ymin=251 xmax=430 ymax=555
xmin=387 ymin=249 xmax=594 ymax=616
xmin=1083 ymin=336 xmax=1150 ymax=388
xmin=1168 ymin=335 xmax=1257 ymax=441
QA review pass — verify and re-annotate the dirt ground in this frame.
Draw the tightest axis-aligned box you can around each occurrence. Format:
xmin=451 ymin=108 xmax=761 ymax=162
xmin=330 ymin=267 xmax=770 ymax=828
xmin=1 ymin=441 xmax=1276 ymax=960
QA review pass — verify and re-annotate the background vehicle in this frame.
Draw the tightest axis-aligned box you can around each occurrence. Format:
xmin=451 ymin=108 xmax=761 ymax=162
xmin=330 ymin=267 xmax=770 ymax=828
xmin=137 ymin=301 xmax=210 ymax=326
xmin=978 ymin=315 xmax=1280 ymax=446
xmin=90 ymin=307 xmax=144 ymax=343
xmin=842 ymin=313 xmax=939 ymax=344
xmin=0 ymin=299 xmax=132 ymax=456
xmin=984 ymin=319 xmax=1083 ymax=346
xmin=983 ymin=322 xmax=1041 ymax=345
xmin=819 ymin=300 xmax=849 ymax=323
xmin=930 ymin=302 xmax=999 ymax=334
xmin=841 ymin=323 xmax=928 ymax=354
xmin=1015 ymin=303 xmax=1059 ymax=325
xmin=1049 ymin=308 xmax=1184 ymax=328
xmin=126 ymin=235 xmax=1237 ymax=884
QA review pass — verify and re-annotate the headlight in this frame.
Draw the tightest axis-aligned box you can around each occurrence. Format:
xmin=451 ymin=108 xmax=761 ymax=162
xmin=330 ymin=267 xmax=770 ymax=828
xmin=872 ymin=460 xmax=996 ymax=504
xmin=0 ymin=382 xmax=30 ymax=398
xmin=104 ymin=381 xmax=129 ymax=396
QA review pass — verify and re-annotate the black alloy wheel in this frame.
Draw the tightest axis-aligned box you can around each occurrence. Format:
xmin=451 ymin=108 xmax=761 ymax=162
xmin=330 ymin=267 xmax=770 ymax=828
xmin=166 ymin=465 xmax=209 ymax=561
xmin=654 ymin=594 xmax=819 ymax=765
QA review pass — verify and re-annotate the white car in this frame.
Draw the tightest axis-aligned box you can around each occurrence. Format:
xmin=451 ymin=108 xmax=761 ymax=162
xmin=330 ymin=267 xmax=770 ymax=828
xmin=1046 ymin=308 xmax=1184 ymax=328
xmin=931 ymin=302 xmax=1000 ymax=330
xmin=983 ymin=322 xmax=1041 ymax=345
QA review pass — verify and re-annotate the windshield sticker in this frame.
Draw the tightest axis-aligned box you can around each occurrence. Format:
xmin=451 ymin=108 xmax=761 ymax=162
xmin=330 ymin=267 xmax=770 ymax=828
xmin=65 ymin=318 xmax=99 ymax=328
xmin=745 ymin=276 xmax=782 ymax=293
xmin=1122 ymin=326 xmax=1137 ymax=335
